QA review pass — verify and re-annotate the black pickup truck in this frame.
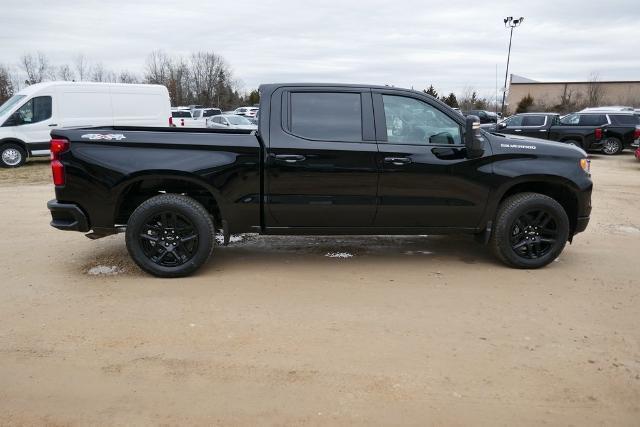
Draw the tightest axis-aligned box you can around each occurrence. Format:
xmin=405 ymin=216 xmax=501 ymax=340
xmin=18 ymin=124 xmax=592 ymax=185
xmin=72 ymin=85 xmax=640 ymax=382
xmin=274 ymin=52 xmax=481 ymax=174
xmin=489 ymin=111 xmax=640 ymax=154
xmin=47 ymin=84 xmax=593 ymax=277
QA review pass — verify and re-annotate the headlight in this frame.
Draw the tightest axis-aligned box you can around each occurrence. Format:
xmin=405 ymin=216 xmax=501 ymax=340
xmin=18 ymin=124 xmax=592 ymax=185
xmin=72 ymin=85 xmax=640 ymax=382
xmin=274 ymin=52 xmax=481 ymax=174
xmin=579 ymin=158 xmax=591 ymax=174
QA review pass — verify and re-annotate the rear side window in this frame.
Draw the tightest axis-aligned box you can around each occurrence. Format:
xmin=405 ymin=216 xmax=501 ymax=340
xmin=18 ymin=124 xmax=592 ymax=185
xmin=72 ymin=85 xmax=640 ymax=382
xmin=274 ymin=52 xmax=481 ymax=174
xmin=610 ymin=114 xmax=639 ymax=126
xmin=522 ymin=115 xmax=546 ymax=126
xmin=579 ymin=114 xmax=608 ymax=126
xmin=290 ymin=92 xmax=362 ymax=141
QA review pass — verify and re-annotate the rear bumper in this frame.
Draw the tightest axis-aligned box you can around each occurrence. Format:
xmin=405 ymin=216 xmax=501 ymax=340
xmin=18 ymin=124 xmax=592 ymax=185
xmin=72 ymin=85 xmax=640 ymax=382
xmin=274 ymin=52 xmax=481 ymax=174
xmin=47 ymin=200 xmax=90 ymax=232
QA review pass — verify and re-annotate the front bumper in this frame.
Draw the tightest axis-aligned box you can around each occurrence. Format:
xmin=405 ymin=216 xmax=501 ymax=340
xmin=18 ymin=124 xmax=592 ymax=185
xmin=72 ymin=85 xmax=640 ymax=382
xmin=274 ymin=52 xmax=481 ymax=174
xmin=47 ymin=200 xmax=90 ymax=232
xmin=574 ymin=216 xmax=590 ymax=235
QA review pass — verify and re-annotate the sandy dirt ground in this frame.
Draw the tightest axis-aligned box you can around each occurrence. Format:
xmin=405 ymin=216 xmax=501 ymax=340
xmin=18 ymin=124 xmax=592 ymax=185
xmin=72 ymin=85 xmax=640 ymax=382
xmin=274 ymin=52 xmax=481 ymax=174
xmin=0 ymin=155 xmax=639 ymax=426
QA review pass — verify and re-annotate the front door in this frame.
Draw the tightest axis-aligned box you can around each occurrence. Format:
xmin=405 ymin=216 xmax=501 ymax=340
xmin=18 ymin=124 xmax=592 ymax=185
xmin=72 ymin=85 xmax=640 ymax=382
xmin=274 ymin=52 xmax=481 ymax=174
xmin=373 ymin=92 xmax=491 ymax=229
xmin=266 ymin=88 xmax=379 ymax=228
xmin=10 ymin=95 xmax=55 ymax=154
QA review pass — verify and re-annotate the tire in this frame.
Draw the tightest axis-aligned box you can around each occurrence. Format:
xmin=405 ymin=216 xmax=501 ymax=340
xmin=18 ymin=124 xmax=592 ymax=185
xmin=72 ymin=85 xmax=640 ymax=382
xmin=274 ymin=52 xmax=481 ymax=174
xmin=0 ymin=143 xmax=27 ymax=168
xmin=490 ymin=192 xmax=569 ymax=269
xmin=125 ymin=194 xmax=215 ymax=278
xmin=602 ymin=137 xmax=623 ymax=155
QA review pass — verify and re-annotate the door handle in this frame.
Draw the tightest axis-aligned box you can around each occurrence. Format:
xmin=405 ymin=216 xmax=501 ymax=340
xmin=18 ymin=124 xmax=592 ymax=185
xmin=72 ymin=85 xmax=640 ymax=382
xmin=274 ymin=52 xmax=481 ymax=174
xmin=384 ymin=156 xmax=411 ymax=165
xmin=539 ymin=129 xmax=546 ymax=132
xmin=274 ymin=154 xmax=306 ymax=163
xmin=514 ymin=129 xmax=522 ymax=132
xmin=48 ymin=124 xmax=58 ymax=127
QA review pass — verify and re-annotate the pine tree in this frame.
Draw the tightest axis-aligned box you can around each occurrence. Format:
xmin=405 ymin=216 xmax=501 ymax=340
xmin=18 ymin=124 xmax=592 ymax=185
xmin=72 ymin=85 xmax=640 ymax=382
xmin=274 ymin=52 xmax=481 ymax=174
xmin=423 ymin=84 xmax=438 ymax=98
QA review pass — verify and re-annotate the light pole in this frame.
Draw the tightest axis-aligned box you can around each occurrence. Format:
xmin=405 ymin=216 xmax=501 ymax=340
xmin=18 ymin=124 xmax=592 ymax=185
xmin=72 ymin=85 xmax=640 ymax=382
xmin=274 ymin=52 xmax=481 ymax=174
xmin=501 ymin=16 xmax=524 ymax=116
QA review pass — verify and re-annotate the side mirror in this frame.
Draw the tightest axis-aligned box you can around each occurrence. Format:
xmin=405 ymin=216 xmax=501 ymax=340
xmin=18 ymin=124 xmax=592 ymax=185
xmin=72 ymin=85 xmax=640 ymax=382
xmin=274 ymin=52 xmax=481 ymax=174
xmin=498 ymin=121 xmax=507 ymax=129
xmin=464 ymin=115 xmax=484 ymax=159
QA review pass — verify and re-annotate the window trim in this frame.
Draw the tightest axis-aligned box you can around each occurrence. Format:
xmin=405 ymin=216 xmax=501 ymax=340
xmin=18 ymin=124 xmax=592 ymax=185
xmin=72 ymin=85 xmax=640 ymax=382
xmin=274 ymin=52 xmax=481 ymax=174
xmin=281 ymin=89 xmax=370 ymax=143
xmin=374 ymin=92 xmax=464 ymax=146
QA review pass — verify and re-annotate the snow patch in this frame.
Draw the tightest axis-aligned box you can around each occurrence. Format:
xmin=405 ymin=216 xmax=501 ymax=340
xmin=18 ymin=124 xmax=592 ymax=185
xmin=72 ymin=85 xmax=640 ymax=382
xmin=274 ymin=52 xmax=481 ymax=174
xmin=404 ymin=250 xmax=434 ymax=256
xmin=215 ymin=233 xmax=251 ymax=245
xmin=617 ymin=225 xmax=640 ymax=234
xmin=87 ymin=265 xmax=123 ymax=276
xmin=325 ymin=252 xmax=354 ymax=259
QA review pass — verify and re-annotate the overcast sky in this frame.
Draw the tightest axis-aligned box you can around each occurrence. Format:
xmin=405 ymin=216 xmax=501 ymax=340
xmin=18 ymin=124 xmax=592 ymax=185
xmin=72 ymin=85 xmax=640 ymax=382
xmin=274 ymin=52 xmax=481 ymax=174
xmin=1 ymin=0 xmax=639 ymax=98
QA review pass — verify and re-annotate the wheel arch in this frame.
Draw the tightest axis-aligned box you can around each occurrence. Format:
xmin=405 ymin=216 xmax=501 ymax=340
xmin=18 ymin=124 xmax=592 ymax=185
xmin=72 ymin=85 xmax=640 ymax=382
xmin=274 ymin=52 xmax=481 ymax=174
xmin=0 ymin=138 xmax=28 ymax=153
xmin=493 ymin=177 xmax=579 ymax=237
xmin=113 ymin=173 xmax=226 ymax=229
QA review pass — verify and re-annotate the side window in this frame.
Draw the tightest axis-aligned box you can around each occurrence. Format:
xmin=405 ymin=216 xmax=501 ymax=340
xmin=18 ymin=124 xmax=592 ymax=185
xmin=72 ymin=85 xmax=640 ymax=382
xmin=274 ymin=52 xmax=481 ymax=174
xmin=289 ymin=92 xmax=362 ymax=142
xmin=13 ymin=96 xmax=52 ymax=125
xmin=522 ymin=115 xmax=545 ymax=126
xmin=382 ymin=95 xmax=462 ymax=145
xmin=579 ymin=114 xmax=607 ymax=126
xmin=505 ymin=115 xmax=524 ymax=127
xmin=560 ymin=113 xmax=579 ymax=125
xmin=610 ymin=114 xmax=639 ymax=126
xmin=193 ymin=110 xmax=201 ymax=118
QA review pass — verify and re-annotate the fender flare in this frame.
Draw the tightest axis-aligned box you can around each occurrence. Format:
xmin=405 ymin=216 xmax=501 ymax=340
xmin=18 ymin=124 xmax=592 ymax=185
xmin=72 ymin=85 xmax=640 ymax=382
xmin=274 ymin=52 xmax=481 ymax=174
xmin=113 ymin=171 xmax=229 ymax=222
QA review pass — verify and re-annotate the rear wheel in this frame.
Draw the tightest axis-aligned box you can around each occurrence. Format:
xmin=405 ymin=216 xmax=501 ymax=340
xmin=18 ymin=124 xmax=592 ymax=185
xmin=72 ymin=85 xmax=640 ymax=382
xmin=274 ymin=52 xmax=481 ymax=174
xmin=490 ymin=192 xmax=569 ymax=269
xmin=602 ymin=137 xmax=623 ymax=155
xmin=0 ymin=143 xmax=27 ymax=168
xmin=125 ymin=194 xmax=215 ymax=277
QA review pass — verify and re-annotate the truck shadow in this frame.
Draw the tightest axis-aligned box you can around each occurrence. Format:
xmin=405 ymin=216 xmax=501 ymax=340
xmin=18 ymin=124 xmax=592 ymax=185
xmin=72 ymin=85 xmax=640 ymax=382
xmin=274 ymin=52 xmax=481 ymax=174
xmin=206 ymin=234 xmax=497 ymax=268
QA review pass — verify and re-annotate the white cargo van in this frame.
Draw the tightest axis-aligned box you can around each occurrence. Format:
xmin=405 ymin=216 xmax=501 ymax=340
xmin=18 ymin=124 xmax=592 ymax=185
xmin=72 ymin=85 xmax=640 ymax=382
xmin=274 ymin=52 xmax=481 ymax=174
xmin=0 ymin=81 xmax=171 ymax=167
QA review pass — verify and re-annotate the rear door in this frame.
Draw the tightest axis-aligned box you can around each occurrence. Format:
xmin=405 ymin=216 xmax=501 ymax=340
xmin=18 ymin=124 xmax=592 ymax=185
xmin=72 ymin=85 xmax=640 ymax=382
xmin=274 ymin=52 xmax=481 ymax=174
xmin=518 ymin=114 xmax=549 ymax=138
xmin=265 ymin=87 xmax=378 ymax=228
xmin=372 ymin=91 xmax=490 ymax=228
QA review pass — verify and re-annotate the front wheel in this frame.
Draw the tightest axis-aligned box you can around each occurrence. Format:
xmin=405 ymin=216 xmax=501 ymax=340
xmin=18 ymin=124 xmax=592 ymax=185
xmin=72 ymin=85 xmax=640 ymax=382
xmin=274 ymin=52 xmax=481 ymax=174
xmin=1 ymin=143 xmax=27 ymax=168
xmin=125 ymin=194 xmax=215 ymax=277
xmin=490 ymin=192 xmax=569 ymax=269
xmin=602 ymin=137 xmax=623 ymax=155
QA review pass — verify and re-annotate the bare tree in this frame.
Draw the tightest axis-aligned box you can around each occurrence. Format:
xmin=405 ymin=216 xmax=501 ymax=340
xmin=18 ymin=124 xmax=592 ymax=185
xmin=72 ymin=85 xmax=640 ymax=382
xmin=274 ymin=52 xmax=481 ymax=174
xmin=20 ymin=52 xmax=53 ymax=85
xmin=90 ymin=63 xmax=117 ymax=82
xmin=0 ymin=64 xmax=14 ymax=104
xmin=144 ymin=50 xmax=171 ymax=85
xmin=57 ymin=64 xmax=75 ymax=81
xmin=118 ymin=70 xmax=139 ymax=84
xmin=586 ymin=72 xmax=605 ymax=107
xmin=75 ymin=54 xmax=89 ymax=81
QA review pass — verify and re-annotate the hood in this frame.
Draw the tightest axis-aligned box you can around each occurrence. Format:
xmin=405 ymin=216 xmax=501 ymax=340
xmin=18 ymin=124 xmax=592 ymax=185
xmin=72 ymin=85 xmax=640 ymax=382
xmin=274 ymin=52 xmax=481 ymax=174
xmin=485 ymin=131 xmax=587 ymax=159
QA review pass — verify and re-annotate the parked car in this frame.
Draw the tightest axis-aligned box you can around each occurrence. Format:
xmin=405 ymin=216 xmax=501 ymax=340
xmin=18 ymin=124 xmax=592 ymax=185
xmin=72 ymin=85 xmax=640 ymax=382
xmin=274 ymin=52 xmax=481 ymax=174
xmin=463 ymin=109 xmax=498 ymax=124
xmin=491 ymin=112 xmax=640 ymax=154
xmin=170 ymin=109 xmax=206 ymax=128
xmin=233 ymin=107 xmax=259 ymax=117
xmin=47 ymin=83 xmax=592 ymax=277
xmin=0 ymin=81 xmax=171 ymax=168
xmin=207 ymin=114 xmax=257 ymax=130
xmin=192 ymin=108 xmax=222 ymax=122
xmin=559 ymin=111 xmax=640 ymax=154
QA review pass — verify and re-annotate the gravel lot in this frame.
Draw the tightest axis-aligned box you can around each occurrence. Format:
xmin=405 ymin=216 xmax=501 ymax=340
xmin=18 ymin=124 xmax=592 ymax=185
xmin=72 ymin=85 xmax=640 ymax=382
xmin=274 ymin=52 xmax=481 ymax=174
xmin=1 ymin=155 xmax=639 ymax=425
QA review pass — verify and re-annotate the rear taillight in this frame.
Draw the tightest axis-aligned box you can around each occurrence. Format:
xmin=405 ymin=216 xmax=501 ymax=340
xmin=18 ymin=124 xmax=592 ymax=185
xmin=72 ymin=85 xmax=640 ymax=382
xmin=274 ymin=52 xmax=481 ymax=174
xmin=180 ymin=118 xmax=185 ymax=127
xmin=595 ymin=128 xmax=603 ymax=140
xmin=50 ymin=138 xmax=69 ymax=186
xmin=634 ymin=128 xmax=640 ymax=140
xmin=169 ymin=116 xmax=174 ymax=127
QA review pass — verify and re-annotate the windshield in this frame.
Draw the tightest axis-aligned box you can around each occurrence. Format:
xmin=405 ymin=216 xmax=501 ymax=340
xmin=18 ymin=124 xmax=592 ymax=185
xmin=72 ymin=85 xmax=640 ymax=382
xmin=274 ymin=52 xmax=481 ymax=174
xmin=0 ymin=95 xmax=26 ymax=117
xmin=226 ymin=115 xmax=251 ymax=125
